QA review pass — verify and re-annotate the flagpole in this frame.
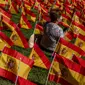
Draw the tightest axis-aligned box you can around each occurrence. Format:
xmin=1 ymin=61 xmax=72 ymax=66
xmin=45 ymin=37 xmax=60 ymax=85
xmin=15 ymin=58 xmax=22 ymax=85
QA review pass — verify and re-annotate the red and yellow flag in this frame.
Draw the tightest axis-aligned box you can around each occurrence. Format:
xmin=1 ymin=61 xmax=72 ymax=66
xmin=19 ymin=13 xmax=32 ymax=29
xmin=24 ymin=1 xmax=32 ymax=10
xmin=74 ymin=34 xmax=85 ymax=51
xmin=0 ymin=8 xmax=11 ymax=19
xmin=0 ymin=47 xmax=34 ymax=79
xmin=34 ymin=24 xmax=43 ymax=34
xmin=64 ymin=31 xmax=77 ymax=41
xmin=0 ymin=31 xmax=14 ymax=51
xmin=2 ymin=16 xmax=29 ymax=48
xmin=72 ymin=55 xmax=85 ymax=68
xmin=29 ymin=43 xmax=51 ymax=69
xmin=56 ymin=38 xmax=85 ymax=59
xmin=25 ymin=9 xmax=36 ymax=22
xmin=9 ymin=1 xmax=18 ymax=14
xmin=49 ymin=54 xmax=85 ymax=85
xmin=70 ymin=21 xmax=85 ymax=36
xmin=0 ymin=47 xmax=36 ymax=85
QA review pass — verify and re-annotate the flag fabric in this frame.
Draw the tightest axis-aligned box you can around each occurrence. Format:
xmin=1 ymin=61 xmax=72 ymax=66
xmin=0 ymin=8 xmax=11 ymax=19
xmin=74 ymin=34 xmax=85 ymax=51
xmin=64 ymin=31 xmax=77 ymax=41
xmin=49 ymin=54 xmax=85 ymax=85
xmin=0 ymin=47 xmax=36 ymax=85
xmin=41 ymin=14 xmax=51 ymax=24
xmin=73 ymin=12 xmax=81 ymax=24
xmin=56 ymin=38 xmax=85 ymax=59
xmin=40 ymin=4 xmax=48 ymax=14
xmin=23 ymin=1 xmax=32 ymax=10
xmin=0 ymin=68 xmax=37 ymax=85
xmin=34 ymin=24 xmax=43 ymax=34
xmin=29 ymin=43 xmax=51 ymax=69
xmin=9 ymin=1 xmax=18 ymax=14
xmin=70 ymin=21 xmax=85 ymax=36
xmin=0 ymin=47 xmax=34 ymax=79
xmin=25 ymin=9 xmax=36 ymax=22
xmin=2 ymin=16 xmax=29 ymax=48
xmin=72 ymin=55 xmax=85 ymax=68
xmin=19 ymin=13 xmax=32 ymax=29
xmin=0 ymin=31 xmax=14 ymax=51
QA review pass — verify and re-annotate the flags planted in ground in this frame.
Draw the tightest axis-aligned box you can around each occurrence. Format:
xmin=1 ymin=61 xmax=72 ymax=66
xmin=0 ymin=47 xmax=34 ymax=79
xmin=74 ymin=34 xmax=85 ymax=51
xmin=9 ymin=1 xmax=18 ymax=14
xmin=49 ymin=54 xmax=85 ymax=85
xmin=2 ymin=16 xmax=29 ymax=48
xmin=70 ymin=21 xmax=85 ymax=36
xmin=0 ymin=31 xmax=14 ymax=51
xmin=56 ymin=38 xmax=85 ymax=59
xmin=24 ymin=1 xmax=32 ymax=10
xmin=25 ymin=9 xmax=36 ymax=22
xmin=0 ymin=47 xmax=36 ymax=85
xmin=29 ymin=43 xmax=51 ymax=69
xmin=19 ymin=13 xmax=32 ymax=29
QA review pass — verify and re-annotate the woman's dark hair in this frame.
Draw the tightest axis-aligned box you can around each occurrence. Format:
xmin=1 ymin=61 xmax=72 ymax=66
xmin=49 ymin=10 xmax=61 ymax=22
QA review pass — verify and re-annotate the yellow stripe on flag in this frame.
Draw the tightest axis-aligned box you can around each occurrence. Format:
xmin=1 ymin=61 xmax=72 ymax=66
xmin=29 ymin=48 xmax=47 ymax=69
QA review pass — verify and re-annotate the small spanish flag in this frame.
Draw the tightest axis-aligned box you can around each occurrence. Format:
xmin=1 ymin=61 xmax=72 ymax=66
xmin=74 ymin=34 xmax=85 ymax=51
xmin=9 ymin=1 xmax=18 ymax=14
xmin=73 ymin=12 xmax=81 ymax=24
xmin=2 ymin=16 xmax=29 ymax=48
xmin=1 ymin=47 xmax=34 ymax=79
xmin=29 ymin=43 xmax=51 ymax=69
xmin=34 ymin=24 xmax=43 ymax=34
xmin=19 ymin=13 xmax=32 ymax=29
xmin=0 ymin=8 xmax=11 ymax=19
xmin=0 ymin=47 xmax=36 ymax=85
xmin=50 ymin=54 xmax=85 ymax=85
xmin=0 ymin=31 xmax=14 ymax=51
xmin=24 ymin=1 xmax=32 ymax=10
xmin=70 ymin=21 xmax=85 ymax=36
xmin=56 ymin=38 xmax=85 ymax=59
xmin=25 ymin=9 xmax=36 ymax=22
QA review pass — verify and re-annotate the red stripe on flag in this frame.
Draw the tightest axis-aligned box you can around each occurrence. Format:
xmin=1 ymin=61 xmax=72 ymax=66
xmin=72 ymin=21 xmax=85 ymax=31
xmin=3 ymin=47 xmax=34 ymax=68
xmin=59 ymin=38 xmax=85 ymax=56
xmin=55 ymin=54 xmax=85 ymax=76
xmin=0 ymin=68 xmax=37 ymax=85
xmin=0 ymin=31 xmax=14 ymax=46
xmin=62 ymin=14 xmax=71 ymax=21
xmin=22 ymin=14 xmax=32 ymax=29
xmin=78 ymin=34 xmax=85 ymax=42
xmin=2 ymin=16 xmax=29 ymax=48
xmin=25 ymin=9 xmax=36 ymax=17
xmin=36 ymin=24 xmax=43 ymax=31
xmin=0 ymin=8 xmax=11 ymax=18
xmin=34 ymin=43 xmax=51 ymax=69
xmin=11 ymin=1 xmax=18 ymax=13
xmin=49 ymin=74 xmax=72 ymax=85
xmin=72 ymin=55 xmax=85 ymax=68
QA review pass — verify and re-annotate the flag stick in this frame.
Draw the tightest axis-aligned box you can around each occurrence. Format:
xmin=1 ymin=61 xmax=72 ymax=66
xmin=45 ymin=37 xmax=60 ymax=85
xmin=15 ymin=58 xmax=22 ymax=85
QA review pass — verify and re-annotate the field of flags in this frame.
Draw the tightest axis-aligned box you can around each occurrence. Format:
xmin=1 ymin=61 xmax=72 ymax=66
xmin=0 ymin=0 xmax=85 ymax=85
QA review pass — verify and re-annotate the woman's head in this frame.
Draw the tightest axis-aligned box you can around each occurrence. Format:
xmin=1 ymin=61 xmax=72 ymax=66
xmin=49 ymin=9 xmax=61 ymax=22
